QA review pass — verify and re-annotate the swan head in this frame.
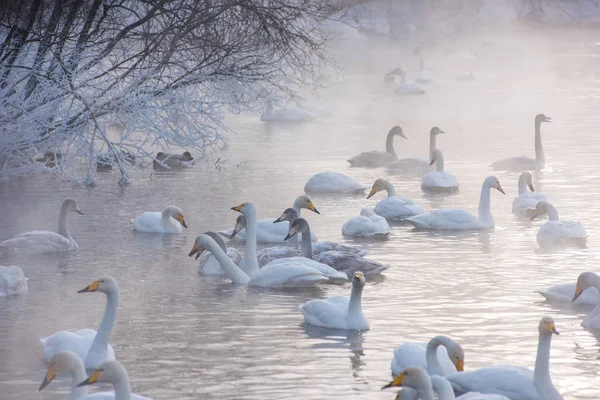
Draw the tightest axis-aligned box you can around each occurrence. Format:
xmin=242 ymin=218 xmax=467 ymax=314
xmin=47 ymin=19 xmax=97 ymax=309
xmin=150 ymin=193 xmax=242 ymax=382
xmin=230 ymin=215 xmax=247 ymax=238
xmin=484 ymin=176 xmax=505 ymax=194
xmin=231 ymin=202 xmax=256 ymax=217
xmin=530 ymin=200 xmax=550 ymax=220
xmin=63 ymin=199 xmax=84 ymax=215
xmin=390 ymin=125 xmax=407 ymax=139
xmin=163 ymin=205 xmax=187 ymax=228
xmin=203 ymin=231 xmax=227 ymax=253
xmin=352 ymin=271 xmax=366 ymax=288
xmin=76 ymin=361 xmax=127 ymax=388
xmin=430 ymin=126 xmax=445 ymax=136
xmin=284 ymin=218 xmax=309 ymax=241
xmin=294 ymin=195 xmax=320 ymax=215
xmin=77 ymin=276 xmax=118 ymax=295
xmin=538 ymin=316 xmax=559 ymax=336
xmin=429 ymin=149 xmax=443 ymax=166
xmin=382 ymin=367 xmax=431 ymax=391
xmin=189 ymin=234 xmax=214 ymax=259
xmin=536 ymin=114 xmax=552 ymax=124
xmin=573 ymin=272 xmax=597 ymax=302
xmin=519 ymin=172 xmax=535 ymax=192
xmin=274 ymin=208 xmax=298 ymax=224
xmin=39 ymin=350 xmax=81 ymax=391
xmin=367 ymin=179 xmax=389 ymax=199
xmin=446 ymin=340 xmax=465 ymax=371
xmin=360 ymin=208 xmax=376 ymax=217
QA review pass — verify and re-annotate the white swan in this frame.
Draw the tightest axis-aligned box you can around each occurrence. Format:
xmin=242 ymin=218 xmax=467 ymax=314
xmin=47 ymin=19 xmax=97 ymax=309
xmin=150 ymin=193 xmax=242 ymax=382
xmin=572 ymin=272 xmax=600 ymax=329
xmin=406 ymin=176 xmax=504 ymax=230
xmin=391 ymin=336 xmax=465 ymax=377
xmin=387 ymin=127 xmax=445 ymax=175
xmin=537 ymin=275 xmax=599 ymax=306
xmin=76 ymin=360 xmax=152 ymax=400
xmin=0 ymin=265 xmax=28 ymax=296
xmin=39 ymin=350 xmax=150 ymax=400
xmin=260 ymin=99 xmax=317 ymax=122
xmin=0 ymin=199 xmax=83 ymax=254
xmin=342 ymin=208 xmax=391 ymax=238
xmin=219 ymin=195 xmax=318 ymax=243
xmin=415 ymin=57 xmax=435 ymax=83
xmin=132 ymin=205 xmax=187 ymax=234
xmin=297 ymin=271 xmax=369 ymax=330
xmin=304 ymin=172 xmax=368 ymax=194
xmin=395 ymin=70 xmax=426 ymax=95
xmin=512 ymin=172 xmax=547 ymax=218
xmin=41 ymin=277 xmax=117 ymax=369
xmin=444 ymin=317 xmax=563 ymax=400
xmin=197 ymin=231 xmax=242 ymax=276
xmin=347 ymin=126 xmax=406 ymax=168
xmin=421 ymin=149 xmax=459 ymax=193
xmin=491 ymin=114 xmax=551 ymax=171
xmin=367 ymin=179 xmax=424 ymax=220
xmin=288 ymin=218 xmax=388 ymax=277
xmin=531 ymin=201 xmax=587 ymax=247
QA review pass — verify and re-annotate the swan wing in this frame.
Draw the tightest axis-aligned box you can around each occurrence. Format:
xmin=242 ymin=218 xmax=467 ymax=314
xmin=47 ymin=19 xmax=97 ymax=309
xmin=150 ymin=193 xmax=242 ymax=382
xmin=538 ymin=221 xmax=587 ymax=245
xmin=298 ymin=296 xmax=349 ymax=329
xmin=406 ymin=209 xmax=484 ymax=230
xmin=256 ymin=246 xmax=299 ymax=267
xmin=512 ymin=193 xmax=547 ymax=215
xmin=312 ymin=241 xmax=368 ymax=256
xmin=536 ymin=282 xmax=599 ymax=305
xmin=347 ymin=151 xmax=397 ymax=168
xmin=40 ymin=329 xmax=115 ymax=364
xmin=387 ymin=157 xmax=430 ymax=174
xmin=457 ymin=392 xmax=512 ymax=400
xmin=304 ymin=172 xmax=368 ymax=194
xmin=342 ymin=215 xmax=391 ymax=237
xmin=374 ymin=197 xmax=425 ymax=220
xmin=198 ymin=248 xmax=242 ymax=276
xmin=248 ymin=258 xmax=329 ymax=288
xmin=314 ymin=251 xmax=388 ymax=277
xmin=0 ymin=230 xmax=74 ymax=254
xmin=395 ymin=82 xmax=426 ymax=95
xmin=447 ymin=366 xmax=538 ymax=400
xmin=132 ymin=212 xmax=182 ymax=233
xmin=422 ymin=171 xmax=459 ymax=190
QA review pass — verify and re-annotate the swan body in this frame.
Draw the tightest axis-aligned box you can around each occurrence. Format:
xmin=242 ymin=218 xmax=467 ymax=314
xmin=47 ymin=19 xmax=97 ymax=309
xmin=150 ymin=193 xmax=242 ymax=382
xmin=406 ymin=176 xmax=504 ymax=230
xmin=395 ymin=70 xmax=426 ymax=95
xmin=304 ymin=172 xmax=368 ymax=194
xmin=421 ymin=149 xmax=459 ymax=193
xmin=0 ymin=265 xmax=28 ymax=296
xmin=415 ymin=58 xmax=434 ymax=83
xmin=260 ymin=100 xmax=316 ymax=122
xmin=532 ymin=201 xmax=587 ymax=247
xmin=368 ymin=179 xmax=424 ymax=220
xmin=197 ymin=231 xmax=242 ymax=276
xmin=536 ymin=282 xmax=598 ymax=305
xmin=491 ymin=114 xmax=551 ymax=171
xmin=0 ymin=199 xmax=83 ymax=254
xmin=512 ymin=172 xmax=547 ymax=217
xmin=298 ymin=272 xmax=369 ymax=330
xmin=391 ymin=336 xmax=465 ymax=377
xmin=76 ymin=361 xmax=152 ymax=400
xmin=41 ymin=277 xmax=118 ymax=369
xmin=342 ymin=208 xmax=391 ymax=238
xmin=572 ymin=272 xmax=600 ymax=329
xmin=347 ymin=126 xmax=406 ymax=168
xmin=39 ymin=350 xmax=150 ymax=400
xmin=387 ymin=127 xmax=444 ymax=175
xmin=132 ymin=205 xmax=187 ymax=234
xmin=445 ymin=317 xmax=562 ymax=400
xmin=219 ymin=196 xmax=319 ymax=243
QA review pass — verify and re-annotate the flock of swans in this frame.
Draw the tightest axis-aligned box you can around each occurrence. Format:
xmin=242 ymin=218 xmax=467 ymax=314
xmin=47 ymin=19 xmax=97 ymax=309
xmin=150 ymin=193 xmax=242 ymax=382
xmin=0 ymin=109 xmax=596 ymax=400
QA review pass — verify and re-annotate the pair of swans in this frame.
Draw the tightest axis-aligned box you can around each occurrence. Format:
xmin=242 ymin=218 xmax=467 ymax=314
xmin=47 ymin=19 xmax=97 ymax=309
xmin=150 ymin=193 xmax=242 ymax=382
xmin=342 ymin=208 xmax=391 ymax=238
xmin=304 ymin=172 xmax=367 ymax=194
xmin=386 ymin=317 xmax=562 ymax=400
xmin=0 ymin=265 xmax=28 ymax=296
xmin=512 ymin=172 xmax=547 ymax=217
xmin=260 ymin=99 xmax=318 ymax=122
xmin=40 ymin=353 xmax=150 ymax=400
xmin=41 ymin=277 xmax=117 ymax=370
xmin=491 ymin=114 xmax=551 ymax=171
xmin=0 ymin=199 xmax=83 ymax=254
xmin=421 ymin=149 xmax=459 ymax=193
xmin=531 ymin=201 xmax=587 ymax=247
xmin=132 ymin=205 xmax=187 ymax=234
xmin=406 ymin=176 xmax=504 ymax=230
xmin=297 ymin=271 xmax=369 ymax=330
xmin=368 ymin=179 xmax=424 ymax=220
xmin=219 ymin=195 xmax=318 ymax=243
xmin=387 ymin=126 xmax=445 ymax=174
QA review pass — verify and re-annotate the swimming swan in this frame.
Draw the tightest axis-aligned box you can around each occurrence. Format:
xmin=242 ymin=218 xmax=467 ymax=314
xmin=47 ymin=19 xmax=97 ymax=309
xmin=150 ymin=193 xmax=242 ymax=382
xmin=41 ymin=277 xmax=118 ymax=369
xmin=132 ymin=205 xmax=187 ymax=234
xmin=391 ymin=335 xmax=465 ymax=377
xmin=572 ymin=272 xmax=600 ymax=329
xmin=395 ymin=70 xmax=426 ymax=95
xmin=531 ymin=201 xmax=587 ymax=247
xmin=406 ymin=176 xmax=504 ymax=230
xmin=512 ymin=172 xmax=547 ymax=218
xmin=367 ymin=179 xmax=424 ymax=220
xmin=297 ymin=271 xmax=369 ymax=330
xmin=197 ymin=231 xmax=242 ymax=276
xmin=342 ymin=208 xmax=391 ymax=238
xmin=421 ymin=149 xmax=459 ymax=193
xmin=491 ymin=114 xmax=551 ymax=171
xmin=260 ymin=100 xmax=317 ymax=122
xmin=537 ymin=272 xmax=599 ymax=306
xmin=0 ymin=199 xmax=83 ymax=254
xmin=415 ymin=57 xmax=434 ymax=83
xmin=76 ymin=360 xmax=152 ymax=400
xmin=444 ymin=317 xmax=563 ymax=400
xmin=0 ymin=265 xmax=28 ymax=296
xmin=304 ymin=172 xmax=368 ymax=194
xmin=39 ymin=350 xmax=150 ymax=400
xmin=387 ymin=127 xmax=445 ymax=174
xmin=347 ymin=126 xmax=406 ymax=168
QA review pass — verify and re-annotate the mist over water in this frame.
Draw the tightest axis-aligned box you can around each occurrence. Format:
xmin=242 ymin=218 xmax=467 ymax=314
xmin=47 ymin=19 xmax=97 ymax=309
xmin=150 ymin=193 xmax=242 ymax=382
xmin=1 ymin=20 xmax=600 ymax=400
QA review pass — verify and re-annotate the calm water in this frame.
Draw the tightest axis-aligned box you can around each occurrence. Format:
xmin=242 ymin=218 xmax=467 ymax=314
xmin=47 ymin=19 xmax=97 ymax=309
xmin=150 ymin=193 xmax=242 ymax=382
xmin=1 ymin=27 xmax=600 ymax=399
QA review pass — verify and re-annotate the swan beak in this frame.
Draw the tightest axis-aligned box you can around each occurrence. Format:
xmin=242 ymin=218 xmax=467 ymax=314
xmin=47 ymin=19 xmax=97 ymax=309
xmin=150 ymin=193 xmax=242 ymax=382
xmin=307 ymin=201 xmax=320 ymax=215
xmin=496 ymin=184 xmax=505 ymax=195
xmin=231 ymin=222 xmax=244 ymax=238
xmin=231 ymin=204 xmax=243 ymax=212
xmin=76 ymin=208 xmax=84 ymax=215
xmin=528 ymin=183 xmax=535 ymax=192
xmin=572 ymin=283 xmax=583 ymax=302
xmin=545 ymin=116 xmax=552 ymax=123
xmin=273 ymin=214 xmax=285 ymax=223
xmin=188 ymin=242 xmax=202 ymax=259
xmin=177 ymin=215 xmax=188 ymax=228
xmin=398 ymin=130 xmax=407 ymax=139
xmin=284 ymin=228 xmax=296 ymax=241
xmin=38 ymin=365 xmax=56 ymax=391
xmin=77 ymin=281 xmax=100 ymax=293
xmin=382 ymin=373 xmax=404 ymax=389
xmin=547 ymin=322 xmax=559 ymax=335
xmin=429 ymin=158 xmax=436 ymax=166
xmin=367 ymin=186 xmax=377 ymax=199
xmin=76 ymin=369 xmax=101 ymax=387
xmin=455 ymin=359 xmax=464 ymax=372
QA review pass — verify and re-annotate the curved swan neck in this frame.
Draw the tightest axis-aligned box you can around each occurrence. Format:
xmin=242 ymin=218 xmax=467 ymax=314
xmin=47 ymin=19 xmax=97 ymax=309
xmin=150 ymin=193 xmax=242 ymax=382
xmin=205 ymin=237 xmax=250 ymax=284
xmin=478 ymin=182 xmax=493 ymax=226
xmin=425 ymin=337 xmax=449 ymax=375
xmin=112 ymin=372 xmax=132 ymax=400
xmin=86 ymin=291 xmax=118 ymax=366
xmin=347 ymin=284 xmax=364 ymax=318
xmin=535 ymin=118 xmax=545 ymax=164
xmin=430 ymin=376 xmax=455 ymax=400
xmin=545 ymin=204 xmax=559 ymax=221
xmin=385 ymin=129 xmax=399 ymax=159
xmin=299 ymin=226 xmax=313 ymax=259
xmin=533 ymin=332 xmax=554 ymax=392
xmin=518 ymin=175 xmax=529 ymax=194
xmin=160 ymin=209 xmax=178 ymax=231
xmin=434 ymin=153 xmax=444 ymax=172
xmin=383 ymin=180 xmax=397 ymax=197
xmin=243 ymin=209 xmax=260 ymax=276
xmin=58 ymin=202 xmax=72 ymax=239
xmin=68 ymin=358 xmax=89 ymax=400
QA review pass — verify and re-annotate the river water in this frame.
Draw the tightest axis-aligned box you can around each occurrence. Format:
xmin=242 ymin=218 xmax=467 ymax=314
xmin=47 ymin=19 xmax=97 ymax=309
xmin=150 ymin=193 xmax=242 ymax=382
xmin=1 ymin=26 xmax=599 ymax=399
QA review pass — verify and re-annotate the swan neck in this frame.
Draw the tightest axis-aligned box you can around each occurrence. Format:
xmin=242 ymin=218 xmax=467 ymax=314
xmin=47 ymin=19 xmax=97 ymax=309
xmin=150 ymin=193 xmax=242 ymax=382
xmin=435 ymin=153 xmax=444 ymax=172
xmin=533 ymin=332 xmax=553 ymax=390
xmin=535 ymin=119 xmax=545 ymax=164
xmin=113 ymin=373 xmax=132 ymax=400
xmin=243 ymin=210 xmax=260 ymax=276
xmin=429 ymin=133 xmax=437 ymax=160
xmin=206 ymin=238 xmax=250 ymax=284
xmin=68 ymin=360 xmax=89 ymax=400
xmin=58 ymin=203 xmax=72 ymax=239
xmin=299 ymin=226 xmax=313 ymax=258
xmin=385 ymin=129 xmax=398 ymax=159
xmin=431 ymin=376 xmax=456 ymax=400
xmin=347 ymin=284 xmax=364 ymax=317
xmin=478 ymin=182 xmax=493 ymax=226
xmin=518 ymin=175 xmax=528 ymax=195
xmin=384 ymin=181 xmax=397 ymax=197
xmin=161 ymin=209 xmax=177 ymax=231
xmin=425 ymin=337 xmax=445 ymax=375
xmin=87 ymin=291 xmax=118 ymax=363
xmin=546 ymin=204 xmax=559 ymax=221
